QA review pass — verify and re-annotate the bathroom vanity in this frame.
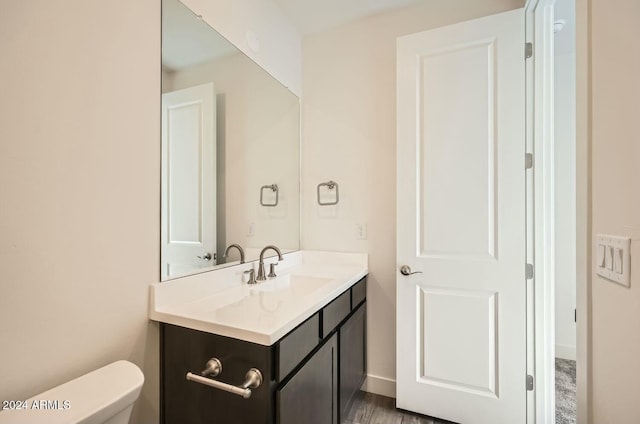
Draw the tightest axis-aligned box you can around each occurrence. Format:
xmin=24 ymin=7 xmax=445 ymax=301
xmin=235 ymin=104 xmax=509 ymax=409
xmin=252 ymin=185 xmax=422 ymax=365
xmin=150 ymin=251 xmax=368 ymax=424
xmin=155 ymin=3 xmax=365 ymax=422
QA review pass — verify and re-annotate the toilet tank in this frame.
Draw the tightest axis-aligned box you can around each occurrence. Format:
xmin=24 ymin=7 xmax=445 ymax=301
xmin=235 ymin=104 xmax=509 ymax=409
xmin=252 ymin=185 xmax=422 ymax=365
xmin=0 ymin=360 xmax=144 ymax=424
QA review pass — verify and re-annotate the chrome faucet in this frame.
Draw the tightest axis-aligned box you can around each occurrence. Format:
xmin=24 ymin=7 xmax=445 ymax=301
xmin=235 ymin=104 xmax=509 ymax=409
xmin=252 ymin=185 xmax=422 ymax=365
xmin=256 ymin=245 xmax=283 ymax=281
xmin=223 ymin=244 xmax=245 ymax=264
xmin=243 ymin=268 xmax=257 ymax=285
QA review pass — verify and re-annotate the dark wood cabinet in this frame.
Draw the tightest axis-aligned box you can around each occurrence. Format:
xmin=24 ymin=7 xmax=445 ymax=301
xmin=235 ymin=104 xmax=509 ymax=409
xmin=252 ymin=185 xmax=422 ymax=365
xmin=160 ymin=277 xmax=367 ymax=424
xmin=161 ymin=324 xmax=273 ymax=424
xmin=339 ymin=303 xmax=366 ymax=420
xmin=277 ymin=334 xmax=338 ymax=424
xmin=276 ymin=313 xmax=320 ymax=380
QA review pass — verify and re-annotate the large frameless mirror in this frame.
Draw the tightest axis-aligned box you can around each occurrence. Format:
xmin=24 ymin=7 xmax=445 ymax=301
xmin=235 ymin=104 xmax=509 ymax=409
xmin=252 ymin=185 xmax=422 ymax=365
xmin=161 ymin=0 xmax=300 ymax=281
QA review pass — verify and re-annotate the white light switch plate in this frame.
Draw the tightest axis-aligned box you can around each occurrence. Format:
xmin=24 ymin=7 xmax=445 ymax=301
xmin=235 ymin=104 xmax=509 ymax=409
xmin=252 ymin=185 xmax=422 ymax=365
xmin=595 ymin=234 xmax=631 ymax=287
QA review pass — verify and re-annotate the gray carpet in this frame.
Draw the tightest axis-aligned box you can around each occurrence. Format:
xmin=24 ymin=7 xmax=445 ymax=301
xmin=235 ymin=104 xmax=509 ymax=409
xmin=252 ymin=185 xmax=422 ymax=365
xmin=555 ymin=358 xmax=576 ymax=424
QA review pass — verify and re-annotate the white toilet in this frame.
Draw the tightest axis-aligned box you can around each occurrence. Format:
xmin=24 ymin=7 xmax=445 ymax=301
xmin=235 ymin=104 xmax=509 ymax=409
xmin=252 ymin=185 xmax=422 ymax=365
xmin=0 ymin=360 xmax=144 ymax=424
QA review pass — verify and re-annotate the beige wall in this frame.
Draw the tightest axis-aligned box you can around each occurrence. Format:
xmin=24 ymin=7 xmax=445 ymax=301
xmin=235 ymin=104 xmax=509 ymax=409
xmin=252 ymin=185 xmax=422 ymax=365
xmin=301 ymin=0 xmax=523 ymax=395
xmin=0 ymin=1 xmax=160 ymax=423
xmin=589 ymin=0 xmax=640 ymax=421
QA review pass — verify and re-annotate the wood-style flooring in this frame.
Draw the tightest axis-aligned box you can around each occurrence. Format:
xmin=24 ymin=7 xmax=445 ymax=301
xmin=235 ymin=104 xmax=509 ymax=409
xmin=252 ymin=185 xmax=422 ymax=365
xmin=343 ymin=391 xmax=457 ymax=424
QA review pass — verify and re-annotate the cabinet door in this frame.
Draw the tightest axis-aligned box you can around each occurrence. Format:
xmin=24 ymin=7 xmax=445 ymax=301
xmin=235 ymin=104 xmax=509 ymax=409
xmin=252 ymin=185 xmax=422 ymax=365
xmin=340 ymin=303 xmax=366 ymax=420
xmin=161 ymin=324 xmax=273 ymax=424
xmin=277 ymin=334 xmax=338 ymax=424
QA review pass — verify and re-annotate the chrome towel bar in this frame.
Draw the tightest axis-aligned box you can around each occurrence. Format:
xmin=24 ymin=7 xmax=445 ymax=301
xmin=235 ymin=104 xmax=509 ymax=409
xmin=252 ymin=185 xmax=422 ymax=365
xmin=186 ymin=357 xmax=263 ymax=399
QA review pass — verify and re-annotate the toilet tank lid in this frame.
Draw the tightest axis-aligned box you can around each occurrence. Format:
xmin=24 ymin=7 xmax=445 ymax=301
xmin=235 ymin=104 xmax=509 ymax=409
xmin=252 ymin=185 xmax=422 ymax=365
xmin=0 ymin=360 xmax=144 ymax=424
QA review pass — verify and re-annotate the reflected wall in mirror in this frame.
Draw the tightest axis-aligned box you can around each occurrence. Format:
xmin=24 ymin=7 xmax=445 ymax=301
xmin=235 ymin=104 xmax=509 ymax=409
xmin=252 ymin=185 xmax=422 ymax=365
xmin=161 ymin=0 xmax=300 ymax=281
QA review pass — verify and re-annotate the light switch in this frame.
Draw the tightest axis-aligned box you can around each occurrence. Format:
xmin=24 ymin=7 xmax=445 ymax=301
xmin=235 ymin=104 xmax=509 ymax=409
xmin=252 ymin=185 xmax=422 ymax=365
xmin=605 ymin=246 xmax=614 ymax=270
xmin=614 ymin=248 xmax=623 ymax=274
xmin=595 ymin=234 xmax=631 ymax=287
xmin=597 ymin=244 xmax=606 ymax=268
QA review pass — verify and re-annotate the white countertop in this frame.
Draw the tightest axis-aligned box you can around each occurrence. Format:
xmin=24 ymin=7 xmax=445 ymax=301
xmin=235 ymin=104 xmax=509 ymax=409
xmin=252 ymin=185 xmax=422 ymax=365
xmin=149 ymin=251 xmax=368 ymax=345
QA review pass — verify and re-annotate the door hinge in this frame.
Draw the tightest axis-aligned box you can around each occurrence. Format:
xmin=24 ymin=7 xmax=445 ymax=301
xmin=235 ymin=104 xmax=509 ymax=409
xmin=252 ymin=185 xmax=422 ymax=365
xmin=527 ymin=374 xmax=534 ymax=391
xmin=526 ymin=263 xmax=534 ymax=280
xmin=525 ymin=153 xmax=533 ymax=169
xmin=525 ymin=42 xmax=533 ymax=59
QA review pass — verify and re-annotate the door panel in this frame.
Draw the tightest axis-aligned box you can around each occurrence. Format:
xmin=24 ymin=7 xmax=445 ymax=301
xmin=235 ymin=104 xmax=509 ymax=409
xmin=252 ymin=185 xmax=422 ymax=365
xmin=419 ymin=38 xmax=497 ymax=259
xmin=419 ymin=287 xmax=497 ymax=396
xmin=396 ymin=9 xmax=525 ymax=424
xmin=161 ymin=82 xmax=216 ymax=279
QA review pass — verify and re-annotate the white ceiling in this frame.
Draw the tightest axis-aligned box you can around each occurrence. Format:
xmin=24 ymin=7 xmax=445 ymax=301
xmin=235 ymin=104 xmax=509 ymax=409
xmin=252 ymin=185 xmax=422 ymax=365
xmin=273 ymin=0 xmax=424 ymax=35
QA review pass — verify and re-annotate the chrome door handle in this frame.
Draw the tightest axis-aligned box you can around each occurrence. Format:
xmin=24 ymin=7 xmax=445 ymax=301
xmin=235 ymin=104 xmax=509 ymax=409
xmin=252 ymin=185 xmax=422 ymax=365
xmin=198 ymin=252 xmax=213 ymax=261
xmin=400 ymin=265 xmax=422 ymax=276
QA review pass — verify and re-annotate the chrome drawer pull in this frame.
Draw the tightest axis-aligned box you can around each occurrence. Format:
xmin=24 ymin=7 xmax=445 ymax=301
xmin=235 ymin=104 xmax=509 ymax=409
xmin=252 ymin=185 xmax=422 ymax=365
xmin=186 ymin=358 xmax=263 ymax=399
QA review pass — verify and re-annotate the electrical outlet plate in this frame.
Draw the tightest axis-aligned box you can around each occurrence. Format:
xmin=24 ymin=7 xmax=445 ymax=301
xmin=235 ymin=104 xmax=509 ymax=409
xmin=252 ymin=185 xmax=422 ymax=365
xmin=355 ymin=222 xmax=367 ymax=240
xmin=595 ymin=234 xmax=631 ymax=287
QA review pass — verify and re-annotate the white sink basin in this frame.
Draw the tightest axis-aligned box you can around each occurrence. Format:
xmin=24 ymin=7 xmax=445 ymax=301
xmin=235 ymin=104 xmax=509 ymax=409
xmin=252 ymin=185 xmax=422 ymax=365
xmin=213 ymin=275 xmax=334 ymax=321
xmin=250 ymin=274 xmax=333 ymax=296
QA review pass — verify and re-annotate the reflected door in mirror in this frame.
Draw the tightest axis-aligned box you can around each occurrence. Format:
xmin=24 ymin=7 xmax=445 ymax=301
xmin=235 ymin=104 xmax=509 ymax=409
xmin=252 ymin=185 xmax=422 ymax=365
xmin=161 ymin=82 xmax=217 ymax=279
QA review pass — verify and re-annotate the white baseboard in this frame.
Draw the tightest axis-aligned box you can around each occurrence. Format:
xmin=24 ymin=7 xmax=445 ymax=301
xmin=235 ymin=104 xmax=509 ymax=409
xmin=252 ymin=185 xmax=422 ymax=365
xmin=556 ymin=343 xmax=577 ymax=360
xmin=361 ymin=374 xmax=396 ymax=398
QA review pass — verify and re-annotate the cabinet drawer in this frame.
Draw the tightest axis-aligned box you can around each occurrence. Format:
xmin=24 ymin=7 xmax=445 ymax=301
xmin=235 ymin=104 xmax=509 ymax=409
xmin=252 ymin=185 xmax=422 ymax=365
xmin=321 ymin=290 xmax=350 ymax=338
xmin=277 ymin=313 xmax=320 ymax=381
xmin=351 ymin=278 xmax=366 ymax=308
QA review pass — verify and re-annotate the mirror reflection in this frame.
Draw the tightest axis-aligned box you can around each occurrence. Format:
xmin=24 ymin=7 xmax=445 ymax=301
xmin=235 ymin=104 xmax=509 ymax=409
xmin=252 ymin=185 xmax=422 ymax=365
xmin=161 ymin=0 xmax=300 ymax=281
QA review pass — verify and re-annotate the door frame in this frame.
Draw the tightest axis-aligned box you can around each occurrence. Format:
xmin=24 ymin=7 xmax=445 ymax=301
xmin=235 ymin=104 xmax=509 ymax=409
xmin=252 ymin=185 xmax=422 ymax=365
xmin=524 ymin=0 xmax=589 ymax=423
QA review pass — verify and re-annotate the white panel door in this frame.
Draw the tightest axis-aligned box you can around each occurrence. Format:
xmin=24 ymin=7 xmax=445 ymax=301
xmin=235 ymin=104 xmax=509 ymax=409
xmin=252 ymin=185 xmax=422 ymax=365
xmin=161 ymin=83 xmax=216 ymax=279
xmin=396 ymin=9 xmax=526 ymax=424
